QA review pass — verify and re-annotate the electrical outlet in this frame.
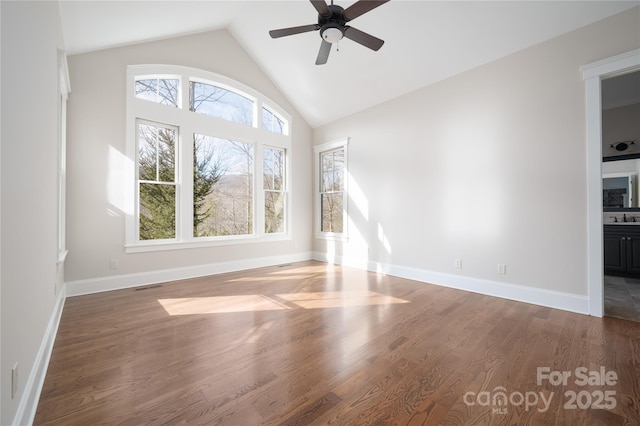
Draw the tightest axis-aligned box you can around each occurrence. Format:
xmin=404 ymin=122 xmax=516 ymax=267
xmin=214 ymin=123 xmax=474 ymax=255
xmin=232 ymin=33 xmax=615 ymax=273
xmin=454 ymin=258 xmax=462 ymax=269
xmin=497 ymin=264 xmax=507 ymax=274
xmin=109 ymin=259 xmax=119 ymax=269
xmin=11 ymin=363 xmax=18 ymax=399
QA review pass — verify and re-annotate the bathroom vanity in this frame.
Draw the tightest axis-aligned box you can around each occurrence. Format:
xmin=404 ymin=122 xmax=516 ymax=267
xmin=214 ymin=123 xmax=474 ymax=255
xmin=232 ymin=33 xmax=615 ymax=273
xmin=603 ymin=221 xmax=640 ymax=277
xmin=602 ymin=164 xmax=640 ymax=277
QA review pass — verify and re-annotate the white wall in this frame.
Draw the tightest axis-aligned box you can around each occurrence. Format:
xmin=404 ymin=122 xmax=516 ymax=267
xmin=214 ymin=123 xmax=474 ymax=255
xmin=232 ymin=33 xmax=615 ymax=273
xmin=602 ymin=158 xmax=640 ymax=176
xmin=313 ymin=7 xmax=640 ymax=306
xmin=1 ymin=1 xmax=66 ymax=424
xmin=65 ymin=29 xmax=313 ymax=289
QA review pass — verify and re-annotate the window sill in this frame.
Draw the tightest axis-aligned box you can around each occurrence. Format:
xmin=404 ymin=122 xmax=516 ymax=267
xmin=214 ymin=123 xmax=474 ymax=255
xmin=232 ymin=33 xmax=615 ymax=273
xmin=125 ymin=234 xmax=291 ymax=253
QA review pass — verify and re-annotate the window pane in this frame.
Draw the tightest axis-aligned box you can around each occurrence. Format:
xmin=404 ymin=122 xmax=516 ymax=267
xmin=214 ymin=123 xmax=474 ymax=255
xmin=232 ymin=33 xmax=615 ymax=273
xmin=321 ymin=151 xmax=332 ymax=192
xmin=262 ymin=107 xmax=288 ymax=135
xmin=138 ymin=124 xmax=157 ymax=181
xmin=265 ymin=191 xmax=285 ymax=233
xmin=321 ymin=193 xmax=343 ymax=233
xmin=190 ymin=81 xmax=254 ymax=125
xmin=139 ymin=183 xmax=176 ymax=240
xmin=138 ymin=123 xmax=175 ymax=182
xmin=194 ymin=134 xmax=254 ymax=237
xmin=135 ymin=79 xmax=157 ymax=102
xmin=264 ymin=147 xmax=286 ymax=234
xmin=135 ymin=78 xmax=179 ymax=107
xmin=320 ymin=148 xmax=344 ymax=192
xmin=332 ymin=149 xmax=344 ymax=191
xmin=264 ymin=146 xmax=285 ymax=191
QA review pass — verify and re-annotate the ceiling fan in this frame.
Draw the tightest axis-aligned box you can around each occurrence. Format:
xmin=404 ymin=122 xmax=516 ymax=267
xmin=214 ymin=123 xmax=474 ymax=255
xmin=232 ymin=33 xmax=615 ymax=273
xmin=269 ymin=0 xmax=390 ymax=65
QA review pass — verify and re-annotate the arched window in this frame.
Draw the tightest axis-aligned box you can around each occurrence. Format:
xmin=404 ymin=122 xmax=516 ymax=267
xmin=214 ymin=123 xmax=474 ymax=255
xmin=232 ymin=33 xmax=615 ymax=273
xmin=126 ymin=65 xmax=291 ymax=252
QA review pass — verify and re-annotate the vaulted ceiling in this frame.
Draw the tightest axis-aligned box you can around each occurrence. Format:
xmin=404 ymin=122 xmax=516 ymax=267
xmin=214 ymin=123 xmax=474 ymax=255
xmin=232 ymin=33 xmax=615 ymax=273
xmin=58 ymin=1 xmax=638 ymax=127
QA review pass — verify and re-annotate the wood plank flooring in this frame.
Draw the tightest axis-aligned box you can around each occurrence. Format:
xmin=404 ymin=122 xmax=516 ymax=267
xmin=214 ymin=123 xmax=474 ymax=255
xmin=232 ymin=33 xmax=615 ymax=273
xmin=35 ymin=261 xmax=640 ymax=425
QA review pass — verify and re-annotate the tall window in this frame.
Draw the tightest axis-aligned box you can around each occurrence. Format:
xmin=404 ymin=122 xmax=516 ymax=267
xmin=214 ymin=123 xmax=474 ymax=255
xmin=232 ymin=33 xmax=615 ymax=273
xmin=126 ymin=65 xmax=291 ymax=251
xmin=137 ymin=121 xmax=177 ymax=240
xmin=264 ymin=146 xmax=286 ymax=233
xmin=315 ymin=139 xmax=348 ymax=238
xmin=194 ymin=135 xmax=254 ymax=237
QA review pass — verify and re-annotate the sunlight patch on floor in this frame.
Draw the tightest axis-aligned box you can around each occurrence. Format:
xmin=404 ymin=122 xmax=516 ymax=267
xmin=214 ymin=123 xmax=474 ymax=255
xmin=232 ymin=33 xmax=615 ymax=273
xmin=228 ymin=274 xmax=314 ymax=282
xmin=158 ymin=291 xmax=409 ymax=315
xmin=157 ymin=295 xmax=292 ymax=315
xmin=277 ymin=291 xmax=409 ymax=309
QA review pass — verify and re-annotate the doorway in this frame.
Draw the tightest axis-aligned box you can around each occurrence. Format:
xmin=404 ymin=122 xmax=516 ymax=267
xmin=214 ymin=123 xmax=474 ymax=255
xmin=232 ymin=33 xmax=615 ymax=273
xmin=601 ymin=70 xmax=640 ymax=321
xmin=583 ymin=49 xmax=640 ymax=319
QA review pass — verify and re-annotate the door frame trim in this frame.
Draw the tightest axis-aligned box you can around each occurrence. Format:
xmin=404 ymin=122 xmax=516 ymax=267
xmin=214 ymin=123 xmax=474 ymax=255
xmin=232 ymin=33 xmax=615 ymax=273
xmin=582 ymin=49 xmax=640 ymax=317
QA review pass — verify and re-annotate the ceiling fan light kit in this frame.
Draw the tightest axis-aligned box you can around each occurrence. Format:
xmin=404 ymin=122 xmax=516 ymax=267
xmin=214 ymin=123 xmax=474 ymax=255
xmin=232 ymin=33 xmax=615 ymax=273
xmin=269 ymin=0 xmax=390 ymax=65
xmin=322 ymin=26 xmax=344 ymax=43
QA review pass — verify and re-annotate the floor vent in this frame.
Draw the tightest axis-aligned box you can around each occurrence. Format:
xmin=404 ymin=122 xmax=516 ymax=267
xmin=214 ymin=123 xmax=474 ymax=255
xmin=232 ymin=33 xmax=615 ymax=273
xmin=134 ymin=284 xmax=163 ymax=291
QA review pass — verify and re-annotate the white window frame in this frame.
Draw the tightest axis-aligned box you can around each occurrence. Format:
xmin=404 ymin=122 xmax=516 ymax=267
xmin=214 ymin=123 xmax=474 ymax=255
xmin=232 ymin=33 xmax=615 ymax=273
xmin=263 ymin=145 xmax=288 ymax=234
xmin=314 ymin=138 xmax=349 ymax=241
xmin=136 ymin=119 xmax=180 ymax=242
xmin=126 ymin=65 xmax=292 ymax=253
xmin=57 ymin=50 xmax=70 ymax=265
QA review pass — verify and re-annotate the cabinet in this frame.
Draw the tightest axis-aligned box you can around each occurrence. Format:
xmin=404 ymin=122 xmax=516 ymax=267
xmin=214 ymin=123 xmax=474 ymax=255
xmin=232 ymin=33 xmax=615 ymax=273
xmin=603 ymin=225 xmax=640 ymax=276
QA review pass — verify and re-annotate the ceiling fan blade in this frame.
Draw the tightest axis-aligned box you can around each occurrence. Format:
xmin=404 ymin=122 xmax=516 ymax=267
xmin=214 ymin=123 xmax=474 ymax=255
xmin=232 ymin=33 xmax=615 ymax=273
xmin=343 ymin=0 xmax=390 ymax=22
xmin=310 ymin=0 xmax=331 ymax=17
xmin=316 ymin=40 xmax=332 ymax=65
xmin=343 ymin=26 xmax=384 ymax=51
xmin=269 ymin=24 xmax=320 ymax=39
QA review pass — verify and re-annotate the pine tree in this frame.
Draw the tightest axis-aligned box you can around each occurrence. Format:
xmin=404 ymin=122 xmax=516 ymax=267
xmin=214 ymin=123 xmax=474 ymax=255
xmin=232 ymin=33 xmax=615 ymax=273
xmin=139 ymin=129 xmax=221 ymax=240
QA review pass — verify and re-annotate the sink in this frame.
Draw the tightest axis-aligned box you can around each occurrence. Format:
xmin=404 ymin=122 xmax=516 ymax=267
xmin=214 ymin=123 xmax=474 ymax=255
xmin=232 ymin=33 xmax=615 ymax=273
xmin=604 ymin=221 xmax=640 ymax=225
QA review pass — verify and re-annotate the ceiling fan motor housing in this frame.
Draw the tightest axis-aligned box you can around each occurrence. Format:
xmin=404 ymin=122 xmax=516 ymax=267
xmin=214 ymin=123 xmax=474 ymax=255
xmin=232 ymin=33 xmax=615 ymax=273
xmin=319 ymin=4 xmax=346 ymax=42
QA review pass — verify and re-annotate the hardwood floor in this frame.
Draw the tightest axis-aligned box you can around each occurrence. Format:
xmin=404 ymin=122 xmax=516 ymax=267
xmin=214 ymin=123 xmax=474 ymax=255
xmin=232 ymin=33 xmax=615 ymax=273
xmin=35 ymin=261 xmax=640 ymax=425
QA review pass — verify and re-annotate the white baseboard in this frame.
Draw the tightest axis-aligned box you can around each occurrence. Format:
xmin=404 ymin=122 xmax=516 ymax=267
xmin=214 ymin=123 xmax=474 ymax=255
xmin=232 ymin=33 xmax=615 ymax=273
xmin=312 ymin=252 xmax=589 ymax=315
xmin=66 ymin=252 xmax=314 ymax=297
xmin=13 ymin=286 xmax=66 ymax=426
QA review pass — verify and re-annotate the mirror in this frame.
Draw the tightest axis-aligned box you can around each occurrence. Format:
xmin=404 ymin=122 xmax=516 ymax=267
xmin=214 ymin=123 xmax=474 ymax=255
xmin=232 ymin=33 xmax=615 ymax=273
xmin=603 ymin=173 xmax=636 ymax=208
xmin=603 ymin=159 xmax=640 ymax=209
